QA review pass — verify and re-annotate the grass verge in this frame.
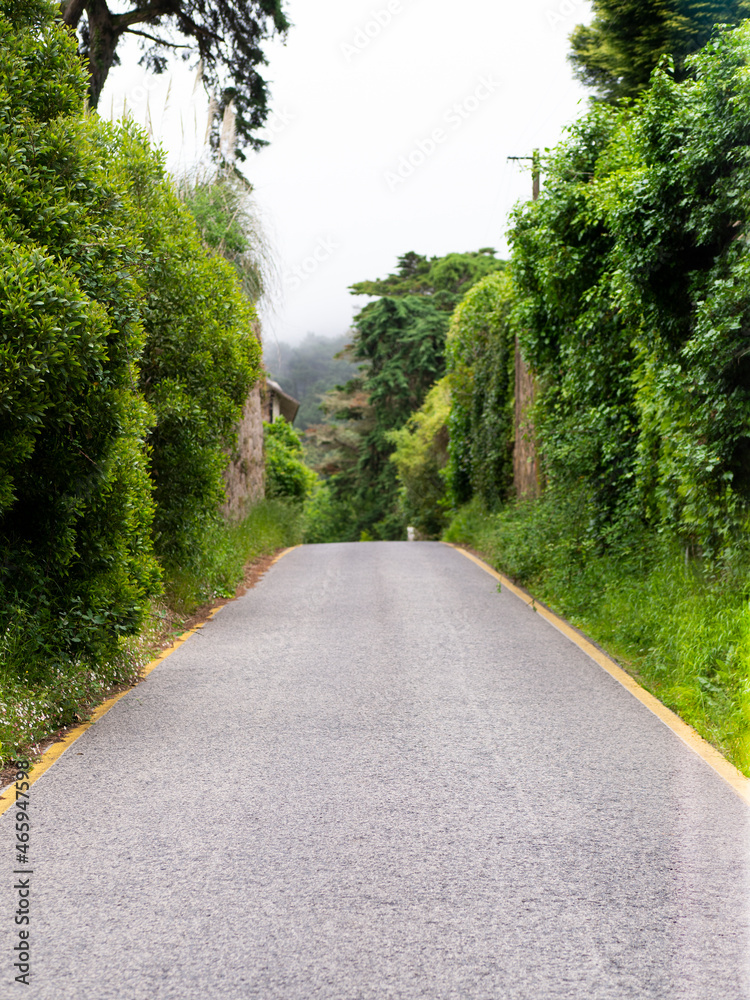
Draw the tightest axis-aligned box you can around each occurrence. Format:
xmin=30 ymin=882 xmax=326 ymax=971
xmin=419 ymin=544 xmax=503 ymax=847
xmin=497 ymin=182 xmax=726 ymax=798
xmin=444 ymin=497 xmax=750 ymax=776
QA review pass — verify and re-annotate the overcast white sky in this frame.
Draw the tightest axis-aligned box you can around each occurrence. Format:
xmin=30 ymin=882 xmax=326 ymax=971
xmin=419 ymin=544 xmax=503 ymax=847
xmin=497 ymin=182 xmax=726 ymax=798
xmin=101 ymin=0 xmax=593 ymax=348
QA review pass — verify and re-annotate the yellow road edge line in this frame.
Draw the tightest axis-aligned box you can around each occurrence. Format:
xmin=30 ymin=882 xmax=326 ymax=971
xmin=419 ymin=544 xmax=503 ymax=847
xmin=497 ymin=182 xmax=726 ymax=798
xmin=0 ymin=545 xmax=300 ymax=817
xmin=444 ymin=542 xmax=750 ymax=807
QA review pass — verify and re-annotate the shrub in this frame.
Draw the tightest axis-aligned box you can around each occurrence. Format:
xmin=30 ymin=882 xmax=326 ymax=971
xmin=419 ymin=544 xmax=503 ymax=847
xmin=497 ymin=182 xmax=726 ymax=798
xmin=388 ymin=378 xmax=451 ymax=537
xmin=264 ymin=418 xmax=317 ymax=502
xmin=445 ymin=271 xmax=516 ymax=509
xmin=0 ymin=4 xmax=160 ymax=685
xmin=0 ymin=2 xmax=264 ymax=750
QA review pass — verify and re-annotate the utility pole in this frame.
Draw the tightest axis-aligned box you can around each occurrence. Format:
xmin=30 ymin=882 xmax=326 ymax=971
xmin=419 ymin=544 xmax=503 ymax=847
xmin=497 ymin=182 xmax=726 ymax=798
xmin=507 ymin=149 xmax=541 ymax=500
xmin=507 ymin=149 xmax=541 ymax=203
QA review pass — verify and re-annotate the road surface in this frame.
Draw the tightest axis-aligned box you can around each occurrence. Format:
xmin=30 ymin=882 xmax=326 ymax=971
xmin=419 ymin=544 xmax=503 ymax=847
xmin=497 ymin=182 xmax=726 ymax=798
xmin=1 ymin=541 xmax=748 ymax=999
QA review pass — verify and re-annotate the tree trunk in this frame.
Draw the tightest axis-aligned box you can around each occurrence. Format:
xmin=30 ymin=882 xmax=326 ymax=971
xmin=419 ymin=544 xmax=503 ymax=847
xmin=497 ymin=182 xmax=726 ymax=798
xmin=84 ymin=0 xmax=119 ymax=109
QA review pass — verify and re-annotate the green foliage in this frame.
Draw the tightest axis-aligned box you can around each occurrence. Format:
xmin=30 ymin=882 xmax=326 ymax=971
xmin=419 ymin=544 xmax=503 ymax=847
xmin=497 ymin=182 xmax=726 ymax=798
xmin=264 ymin=418 xmax=317 ymax=502
xmin=445 ymin=270 xmax=516 ymax=509
xmin=163 ymin=498 xmax=303 ymax=613
xmin=106 ymin=130 xmax=262 ymax=571
xmin=569 ymin=0 xmax=750 ymax=101
xmin=510 ymin=105 xmax=643 ymax=545
xmin=350 ymin=249 xmax=504 ymax=313
xmin=437 ymin=24 xmax=750 ymax=772
xmin=0 ymin=9 xmax=160 ymax=684
xmin=504 ymin=26 xmax=750 ymax=559
xmin=302 ymin=479 xmax=358 ymax=544
xmin=0 ymin=6 xmax=265 ymax=757
xmin=178 ymin=169 xmax=271 ymax=302
xmin=307 ymin=250 xmax=507 ymax=542
xmin=606 ymin=28 xmax=750 ymax=559
xmin=445 ymin=499 xmax=750 ymax=775
xmin=387 ymin=378 xmax=451 ymax=538
xmin=346 ymin=294 xmax=449 ymax=539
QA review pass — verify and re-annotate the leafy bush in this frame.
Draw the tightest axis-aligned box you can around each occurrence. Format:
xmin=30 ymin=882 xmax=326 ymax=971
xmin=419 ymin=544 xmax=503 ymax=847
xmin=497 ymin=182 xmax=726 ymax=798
xmin=388 ymin=378 xmax=451 ymax=537
xmin=302 ymin=480 xmax=358 ymax=544
xmin=121 ymin=138 xmax=262 ymax=570
xmin=445 ymin=270 xmax=516 ymax=509
xmin=264 ymin=418 xmax=317 ymax=502
xmin=0 ymin=3 xmax=160 ymax=686
xmin=0 ymin=2 xmax=264 ymax=754
xmin=607 ymin=30 xmax=750 ymax=560
xmin=504 ymin=25 xmax=750 ymax=560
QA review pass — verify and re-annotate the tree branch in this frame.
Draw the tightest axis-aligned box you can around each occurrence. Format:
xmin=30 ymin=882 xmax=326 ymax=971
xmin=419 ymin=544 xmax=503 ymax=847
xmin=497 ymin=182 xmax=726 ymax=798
xmin=60 ymin=0 xmax=86 ymax=27
xmin=123 ymin=27 xmax=192 ymax=48
xmin=112 ymin=3 xmax=178 ymax=30
xmin=113 ymin=6 xmax=222 ymax=44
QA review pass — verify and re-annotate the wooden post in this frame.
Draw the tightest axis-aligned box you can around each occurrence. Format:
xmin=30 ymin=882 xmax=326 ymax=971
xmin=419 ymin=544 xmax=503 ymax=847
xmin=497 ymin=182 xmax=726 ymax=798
xmin=510 ymin=149 xmax=541 ymax=500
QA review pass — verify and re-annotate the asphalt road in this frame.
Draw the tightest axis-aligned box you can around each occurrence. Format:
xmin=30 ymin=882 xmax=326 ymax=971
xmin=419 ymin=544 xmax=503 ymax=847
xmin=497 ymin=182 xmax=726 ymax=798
xmin=1 ymin=541 xmax=748 ymax=999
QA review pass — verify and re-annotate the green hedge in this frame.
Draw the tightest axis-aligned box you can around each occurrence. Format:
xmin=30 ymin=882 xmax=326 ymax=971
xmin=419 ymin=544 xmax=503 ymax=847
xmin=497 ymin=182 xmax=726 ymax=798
xmin=445 ymin=271 xmax=516 ymax=509
xmin=507 ymin=25 xmax=750 ymax=561
xmin=0 ymin=2 xmax=262 ymax=736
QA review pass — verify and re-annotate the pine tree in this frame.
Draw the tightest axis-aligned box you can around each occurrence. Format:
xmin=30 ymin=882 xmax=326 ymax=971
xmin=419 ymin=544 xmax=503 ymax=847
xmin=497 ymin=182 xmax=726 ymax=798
xmin=570 ymin=0 xmax=750 ymax=101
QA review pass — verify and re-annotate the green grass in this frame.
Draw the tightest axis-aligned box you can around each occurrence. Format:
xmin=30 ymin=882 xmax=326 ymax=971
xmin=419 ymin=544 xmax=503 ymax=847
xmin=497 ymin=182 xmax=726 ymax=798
xmin=0 ymin=500 xmax=303 ymax=764
xmin=162 ymin=499 xmax=303 ymax=615
xmin=445 ymin=497 xmax=750 ymax=776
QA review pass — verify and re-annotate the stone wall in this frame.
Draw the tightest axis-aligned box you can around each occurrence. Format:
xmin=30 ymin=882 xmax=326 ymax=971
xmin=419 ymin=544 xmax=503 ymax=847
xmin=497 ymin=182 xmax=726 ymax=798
xmin=222 ymin=379 xmax=265 ymax=520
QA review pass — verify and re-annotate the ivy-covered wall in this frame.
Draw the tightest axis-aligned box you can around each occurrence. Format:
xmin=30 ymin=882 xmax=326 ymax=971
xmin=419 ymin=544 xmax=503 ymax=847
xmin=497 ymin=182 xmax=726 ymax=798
xmin=446 ymin=23 xmax=750 ymax=566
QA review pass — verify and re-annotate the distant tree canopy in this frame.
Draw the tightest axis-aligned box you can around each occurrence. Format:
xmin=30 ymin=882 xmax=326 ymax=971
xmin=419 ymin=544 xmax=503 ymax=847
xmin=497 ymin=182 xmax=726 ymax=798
xmin=60 ymin=0 xmax=289 ymax=155
xmin=305 ymin=250 xmax=506 ymax=541
xmin=570 ymin=0 xmax=750 ymax=101
xmin=350 ymin=250 xmax=504 ymax=314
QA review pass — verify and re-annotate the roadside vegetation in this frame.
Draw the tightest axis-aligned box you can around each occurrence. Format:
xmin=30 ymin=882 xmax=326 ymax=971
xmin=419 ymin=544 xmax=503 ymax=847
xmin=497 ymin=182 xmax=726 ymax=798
xmin=445 ymin=500 xmax=750 ymax=774
xmin=0 ymin=2 xmax=298 ymax=764
xmin=303 ymin=10 xmax=750 ymax=774
xmin=3 ymin=0 xmax=750 ymax=780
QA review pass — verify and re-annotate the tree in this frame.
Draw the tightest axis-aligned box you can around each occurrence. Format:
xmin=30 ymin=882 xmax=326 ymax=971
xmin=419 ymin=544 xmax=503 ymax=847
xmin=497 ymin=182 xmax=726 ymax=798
xmin=60 ymin=0 xmax=289 ymax=155
xmin=349 ymin=249 xmax=504 ymax=313
xmin=306 ymin=251 xmax=506 ymax=540
xmin=0 ymin=0 xmax=264 ymax=705
xmin=388 ymin=378 xmax=451 ymax=538
xmin=0 ymin=0 xmax=160 ymax=685
xmin=569 ymin=0 xmax=750 ymax=101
